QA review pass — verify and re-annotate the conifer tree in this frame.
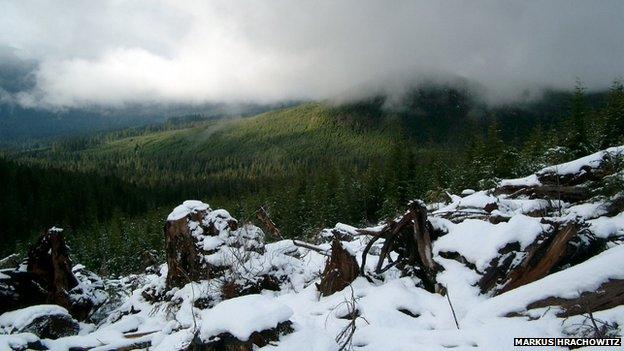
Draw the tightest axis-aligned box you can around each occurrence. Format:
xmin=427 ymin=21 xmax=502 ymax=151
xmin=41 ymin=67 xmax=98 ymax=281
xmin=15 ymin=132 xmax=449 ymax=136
xmin=565 ymin=80 xmax=589 ymax=157
xmin=601 ymin=79 xmax=624 ymax=148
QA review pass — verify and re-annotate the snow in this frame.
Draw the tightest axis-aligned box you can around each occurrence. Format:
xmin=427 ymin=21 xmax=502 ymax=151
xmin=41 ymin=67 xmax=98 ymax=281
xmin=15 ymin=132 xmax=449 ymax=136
xmin=433 ymin=214 xmax=548 ymax=271
xmin=0 ymin=305 xmax=71 ymax=334
xmin=334 ymin=223 xmax=359 ymax=234
xmin=457 ymin=192 xmax=497 ymax=209
xmin=433 ymin=191 xmax=497 ymax=217
xmin=199 ymin=294 xmax=293 ymax=341
xmin=0 ymin=333 xmax=39 ymax=350
xmin=588 ymin=211 xmax=624 ymax=238
xmin=200 ymin=235 xmax=224 ymax=251
xmin=167 ymin=200 xmax=210 ymax=221
xmin=497 ymin=198 xmax=556 ymax=216
xmin=461 ymin=189 xmax=475 ymax=196
xmin=499 ymin=174 xmax=541 ymax=187
xmin=565 ymin=202 xmax=606 ymax=219
xmin=465 ymin=244 xmax=624 ymax=320
xmin=538 ymin=146 xmax=624 ymax=176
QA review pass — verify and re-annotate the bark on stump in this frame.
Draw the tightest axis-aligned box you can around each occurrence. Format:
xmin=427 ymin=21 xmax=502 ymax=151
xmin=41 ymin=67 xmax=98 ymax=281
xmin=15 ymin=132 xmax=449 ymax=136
xmin=165 ymin=215 xmax=206 ymax=289
xmin=360 ymin=200 xmax=439 ymax=292
xmin=316 ymin=239 xmax=359 ymax=296
xmin=27 ymin=228 xmax=79 ymax=309
xmin=0 ymin=228 xmax=98 ymax=320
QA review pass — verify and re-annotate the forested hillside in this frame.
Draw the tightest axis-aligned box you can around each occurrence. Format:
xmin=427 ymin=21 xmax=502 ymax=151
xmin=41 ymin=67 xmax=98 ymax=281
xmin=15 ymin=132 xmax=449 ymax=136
xmin=0 ymin=101 xmax=282 ymax=147
xmin=2 ymin=81 xmax=624 ymax=273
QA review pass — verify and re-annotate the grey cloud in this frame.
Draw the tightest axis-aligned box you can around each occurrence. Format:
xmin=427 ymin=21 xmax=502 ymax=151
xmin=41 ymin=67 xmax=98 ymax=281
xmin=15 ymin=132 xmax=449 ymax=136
xmin=1 ymin=0 xmax=623 ymax=107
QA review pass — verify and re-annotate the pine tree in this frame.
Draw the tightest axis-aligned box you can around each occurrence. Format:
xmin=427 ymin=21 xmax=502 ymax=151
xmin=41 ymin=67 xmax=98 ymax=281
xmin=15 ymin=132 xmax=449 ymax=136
xmin=565 ymin=80 xmax=589 ymax=157
xmin=518 ymin=123 xmax=547 ymax=174
xmin=601 ymin=79 xmax=624 ymax=148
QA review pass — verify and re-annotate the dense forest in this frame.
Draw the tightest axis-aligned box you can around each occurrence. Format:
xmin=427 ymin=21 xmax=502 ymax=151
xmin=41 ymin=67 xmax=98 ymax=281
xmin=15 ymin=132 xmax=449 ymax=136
xmin=2 ymin=80 xmax=624 ymax=274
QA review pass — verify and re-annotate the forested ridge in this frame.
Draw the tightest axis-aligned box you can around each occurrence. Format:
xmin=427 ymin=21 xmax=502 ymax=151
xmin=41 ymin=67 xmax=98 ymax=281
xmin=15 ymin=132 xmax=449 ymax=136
xmin=2 ymin=81 xmax=624 ymax=274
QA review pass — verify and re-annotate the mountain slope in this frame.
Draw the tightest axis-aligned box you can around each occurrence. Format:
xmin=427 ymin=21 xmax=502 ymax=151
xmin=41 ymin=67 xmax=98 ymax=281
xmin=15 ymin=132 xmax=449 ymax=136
xmin=23 ymin=103 xmax=395 ymax=182
xmin=3 ymin=103 xmax=406 ymax=252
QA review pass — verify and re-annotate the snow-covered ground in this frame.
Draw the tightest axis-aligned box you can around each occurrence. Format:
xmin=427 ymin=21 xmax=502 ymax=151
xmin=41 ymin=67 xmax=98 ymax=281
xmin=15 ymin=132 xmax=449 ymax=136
xmin=1 ymin=146 xmax=623 ymax=350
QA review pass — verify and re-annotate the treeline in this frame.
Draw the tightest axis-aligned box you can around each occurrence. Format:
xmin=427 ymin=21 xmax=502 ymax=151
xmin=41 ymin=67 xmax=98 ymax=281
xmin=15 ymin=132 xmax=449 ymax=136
xmin=0 ymin=157 xmax=171 ymax=256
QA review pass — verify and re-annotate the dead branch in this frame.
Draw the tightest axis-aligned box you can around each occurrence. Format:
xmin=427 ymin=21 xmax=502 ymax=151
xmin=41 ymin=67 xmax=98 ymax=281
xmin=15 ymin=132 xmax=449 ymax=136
xmin=293 ymin=240 xmax=330 ymax=256
xmin=445 ymin=288 xmax=460 ymax=330
xmin=256 ymin=206 xmax=285 ymax=240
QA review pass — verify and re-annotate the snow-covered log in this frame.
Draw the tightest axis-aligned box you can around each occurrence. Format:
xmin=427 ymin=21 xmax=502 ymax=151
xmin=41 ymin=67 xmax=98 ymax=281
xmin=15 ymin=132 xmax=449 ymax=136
xmin=527 ymin=278 xmax=624 ymax=317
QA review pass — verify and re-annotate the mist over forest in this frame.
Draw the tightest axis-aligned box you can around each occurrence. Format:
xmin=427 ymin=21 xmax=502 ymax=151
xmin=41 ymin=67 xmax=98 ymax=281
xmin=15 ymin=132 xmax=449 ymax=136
xmin=1 ymin=1 xmax=624 ymax=350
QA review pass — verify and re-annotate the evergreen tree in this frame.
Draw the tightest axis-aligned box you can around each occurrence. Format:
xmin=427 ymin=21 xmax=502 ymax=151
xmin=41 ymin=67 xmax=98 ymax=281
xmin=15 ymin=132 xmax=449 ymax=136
xmin=601 ymin=79 xmax=624 ymax=148
xmin=565 ymin=80 xmax=590 ymax=157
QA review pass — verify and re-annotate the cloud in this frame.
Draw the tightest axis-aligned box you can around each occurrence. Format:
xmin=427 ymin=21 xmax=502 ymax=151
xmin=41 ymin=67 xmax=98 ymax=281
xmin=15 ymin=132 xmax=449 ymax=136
xmin=1 ymin=0 xmax=623 ymax=107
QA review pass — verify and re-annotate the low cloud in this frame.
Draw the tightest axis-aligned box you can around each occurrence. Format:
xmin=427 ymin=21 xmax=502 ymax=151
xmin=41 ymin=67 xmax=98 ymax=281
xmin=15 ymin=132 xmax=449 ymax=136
xmin=1 ymin=0 xmax=623 ymax=107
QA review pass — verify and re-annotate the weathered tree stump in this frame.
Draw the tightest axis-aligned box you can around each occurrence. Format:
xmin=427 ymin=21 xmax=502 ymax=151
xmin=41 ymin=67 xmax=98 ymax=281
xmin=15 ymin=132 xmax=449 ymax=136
xmin=0 ymin=228 xmax=102 ymax=320
xmin=360 ymin=200 xmax=439 ymax=292
xmin=27 ymin=227 xmax=79 ymax=309
xmin=165 ymin=214 xmax=207 ymax=288
xmin=316 ymin=239 xmax=359 ymax=296
xmin=165 ymin=202 xmax=267 ymax=293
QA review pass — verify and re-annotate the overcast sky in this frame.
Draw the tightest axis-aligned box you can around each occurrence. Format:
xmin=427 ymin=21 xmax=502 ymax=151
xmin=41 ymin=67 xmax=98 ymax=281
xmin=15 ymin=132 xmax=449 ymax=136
xmin=1 ymin=0 xmax=623 ymax=107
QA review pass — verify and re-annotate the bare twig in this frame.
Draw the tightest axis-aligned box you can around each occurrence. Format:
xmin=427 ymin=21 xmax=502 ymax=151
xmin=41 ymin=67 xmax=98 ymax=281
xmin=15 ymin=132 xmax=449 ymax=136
xmin=445 ymin=288 xmax=460 ymax=330
xmin=334 ymin=286 xmax=369 ymax=351
xmin=256 ymin=206 xmax=285 ymax=240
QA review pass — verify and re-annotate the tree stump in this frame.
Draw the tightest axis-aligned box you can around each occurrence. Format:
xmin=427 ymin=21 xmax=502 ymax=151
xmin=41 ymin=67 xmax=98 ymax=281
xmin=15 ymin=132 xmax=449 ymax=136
xmin=316 ymin=239 xmax=359 ymax=296
xmin=0 ymin=227 xmax=103 ymax=320
xmin=165 ymin=214 xmax=207 ymax=288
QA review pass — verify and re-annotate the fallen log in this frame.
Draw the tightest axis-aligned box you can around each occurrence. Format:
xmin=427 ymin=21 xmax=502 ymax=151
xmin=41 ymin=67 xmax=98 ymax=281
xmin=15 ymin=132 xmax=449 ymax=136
xmin=0 ymin=253 xmax=21 ymax=269
xmin=494 ymin=184 xmax=590 ymax=203
xmin=537 ymin=162 xmax=617 ymax=187
xmin=185 ymin=321 xmax=293 ymax=351
xmin=525 ymin=279 xmax=624 ymax=317
xmin=292 ymin=240 xmax=330 ymax=256
xmin=498 ymin=221 xmax=580 ymax=294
